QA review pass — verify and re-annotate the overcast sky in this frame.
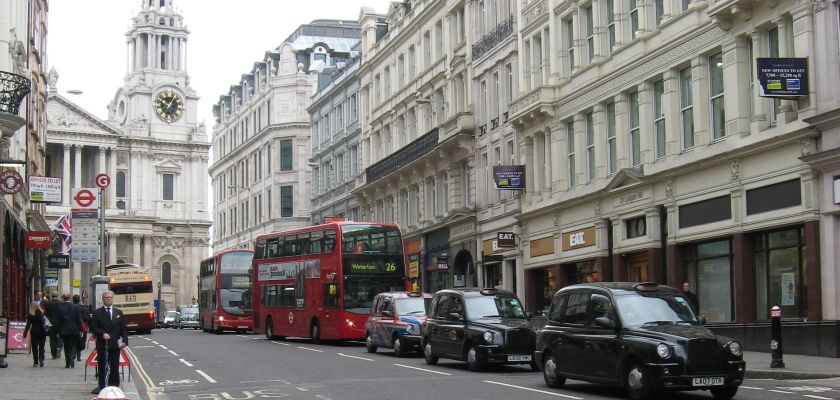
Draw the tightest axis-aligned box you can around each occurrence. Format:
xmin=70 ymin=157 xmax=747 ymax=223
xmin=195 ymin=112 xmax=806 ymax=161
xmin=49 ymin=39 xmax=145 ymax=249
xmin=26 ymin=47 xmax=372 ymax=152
xmin=48 ymin=0 xmax=391 ymax=129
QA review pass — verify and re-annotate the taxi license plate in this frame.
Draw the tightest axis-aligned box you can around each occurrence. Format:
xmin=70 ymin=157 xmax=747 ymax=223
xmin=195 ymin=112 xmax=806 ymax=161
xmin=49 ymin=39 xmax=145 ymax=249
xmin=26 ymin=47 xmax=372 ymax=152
xmin=692 ymin=377 xmax=724 ymax=386
xmin=507 ymin=355 xmax=532 ymax=362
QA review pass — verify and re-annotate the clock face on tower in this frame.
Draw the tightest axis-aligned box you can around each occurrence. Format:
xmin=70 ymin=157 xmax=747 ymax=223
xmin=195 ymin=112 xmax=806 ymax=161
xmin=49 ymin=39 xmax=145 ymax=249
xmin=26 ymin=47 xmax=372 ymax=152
xmin=154 ymin=90 xmax=184 ymax=123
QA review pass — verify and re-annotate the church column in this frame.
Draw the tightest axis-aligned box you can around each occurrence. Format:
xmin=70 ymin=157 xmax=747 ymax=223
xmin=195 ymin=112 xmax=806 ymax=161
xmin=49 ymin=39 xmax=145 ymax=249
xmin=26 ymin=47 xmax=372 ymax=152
xmin=62 ymin=144 xmax=71 ymax=206
xmin=74 ymin=145 xmax=82 ymax=188
xmin=108 ymin=232 xmax=118 ymax=264
xmin=132 ymin=234 xmax=142 ymax=265
xmin=109 ymin=147 xmax=117 ymax=209
xmin=144 ymin=234 xmax=154 ymax=271
xmin=147 ymin=34 xmax=154 ymax=69
xmin=98 ymin=146 xmax=106 ymax=176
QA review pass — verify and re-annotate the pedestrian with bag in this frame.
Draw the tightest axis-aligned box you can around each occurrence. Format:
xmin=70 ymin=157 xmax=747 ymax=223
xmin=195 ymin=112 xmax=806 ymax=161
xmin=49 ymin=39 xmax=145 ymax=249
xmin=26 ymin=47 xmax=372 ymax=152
xmin=22 ymin=301 xmax=47 ymax=367
xmin=43 ymin=292 xmax=63 ymax=359
xmin=59 ymin=293 xmax=84 ymax=368
xmin=89 ymin=290 xmax=128 ymax=394
xmin=73 ymin=294 xmax=89 ymax=362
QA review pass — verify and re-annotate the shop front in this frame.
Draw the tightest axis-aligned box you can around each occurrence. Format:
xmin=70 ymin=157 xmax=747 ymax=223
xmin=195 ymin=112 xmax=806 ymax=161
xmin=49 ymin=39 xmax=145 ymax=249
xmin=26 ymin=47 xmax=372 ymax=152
xmin=1 ymin=205 xmax=27 ymax=321
xmin=480 ymin=231 xmax=518 ymax=291
xmin=404 ymin=238 xmax=421 ymax=291
xmin=423 ymin=229 xmax=450 ymax=293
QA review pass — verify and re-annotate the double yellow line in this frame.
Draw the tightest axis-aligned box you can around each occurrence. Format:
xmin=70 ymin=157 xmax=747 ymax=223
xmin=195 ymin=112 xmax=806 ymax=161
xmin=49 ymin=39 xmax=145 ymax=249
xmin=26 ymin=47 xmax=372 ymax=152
xmin=125 ymin=347 xmax=161 ymax=398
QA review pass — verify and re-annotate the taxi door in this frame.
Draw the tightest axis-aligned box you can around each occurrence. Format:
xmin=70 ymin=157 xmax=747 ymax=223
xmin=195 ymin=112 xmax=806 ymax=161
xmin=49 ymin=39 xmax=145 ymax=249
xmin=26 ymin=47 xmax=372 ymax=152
xmin=437 ymin=294 xmax=467 ymax=357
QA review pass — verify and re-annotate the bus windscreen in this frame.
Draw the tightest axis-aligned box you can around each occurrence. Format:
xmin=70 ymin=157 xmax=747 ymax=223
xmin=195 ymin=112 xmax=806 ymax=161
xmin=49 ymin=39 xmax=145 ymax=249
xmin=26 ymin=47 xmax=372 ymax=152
xmin=220 ymin=251 xmax=254 ymax=316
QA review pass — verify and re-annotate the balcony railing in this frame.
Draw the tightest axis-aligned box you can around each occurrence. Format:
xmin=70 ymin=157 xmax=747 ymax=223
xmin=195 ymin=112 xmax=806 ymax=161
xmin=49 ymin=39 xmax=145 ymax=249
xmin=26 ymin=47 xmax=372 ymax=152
xmin=471 ymin=16 xmax=514 ymax=60
xmin=366 ymin=128 xmax=439 ymax=184
xmin=0 ymin=71 xmax=31 ymax=115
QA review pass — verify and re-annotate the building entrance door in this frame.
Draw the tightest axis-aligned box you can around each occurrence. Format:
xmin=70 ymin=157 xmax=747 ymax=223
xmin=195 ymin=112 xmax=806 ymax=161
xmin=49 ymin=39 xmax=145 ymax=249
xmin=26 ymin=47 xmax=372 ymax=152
xmin=627 ymin=252 xmax=649 ymax=282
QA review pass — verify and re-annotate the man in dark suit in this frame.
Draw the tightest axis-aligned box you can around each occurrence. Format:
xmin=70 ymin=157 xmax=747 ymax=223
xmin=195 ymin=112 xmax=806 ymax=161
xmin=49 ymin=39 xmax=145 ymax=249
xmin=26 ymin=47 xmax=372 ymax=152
xmin=89 ymin=290 xmax=128 ymax=394
xmin=44 ymin=292 xmax=63 ymax=359
xmin=58 ymin=293 xmax=84 ymax=368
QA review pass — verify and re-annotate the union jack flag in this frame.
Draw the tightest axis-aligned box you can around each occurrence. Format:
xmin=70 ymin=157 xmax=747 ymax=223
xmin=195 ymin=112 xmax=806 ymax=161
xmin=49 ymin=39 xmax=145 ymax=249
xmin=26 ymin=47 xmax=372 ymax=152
xmin=52 ymin=214 xmax=72 ymax=253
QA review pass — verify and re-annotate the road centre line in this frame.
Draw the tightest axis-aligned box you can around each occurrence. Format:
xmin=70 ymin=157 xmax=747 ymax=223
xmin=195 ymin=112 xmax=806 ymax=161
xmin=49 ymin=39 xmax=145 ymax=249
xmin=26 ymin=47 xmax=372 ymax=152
xmin=740 ymin=386 xmax=763 ymax=390
xmin=237 ymin=335 xmax=248 ymax=338
xmin=168 ymin=350 xmax=178 ymax=356
xmin=393 ymin=363 xmax=452 ymax=376
xmin=271 ymin=341 xmax=290 ymax=346
xmin=179 ymin=359 xmax=194 ymax=367
xmin=336 ymin=352 xmax=374 ymax=361
xmin=196 ymin=369 xmax=217 ymax=383
xmin=240 ymin=379 xmax=291 ymax=384
xmin=297 ymin=346 xmax=323 ymax=352
xmin=803 ymin=395 xmax=833 ymax=400
xmin=151 ymin=341 xmax=159 ymax=345
xmin=484 ymin=381 xmax=583 ymax=399
xmin=159 ymin=345 xmax=168 ymax=350
xmin=131 ymin=345 xmax=154 ymax=349
xmin=768 ymin=390 xmax=794 ymax=394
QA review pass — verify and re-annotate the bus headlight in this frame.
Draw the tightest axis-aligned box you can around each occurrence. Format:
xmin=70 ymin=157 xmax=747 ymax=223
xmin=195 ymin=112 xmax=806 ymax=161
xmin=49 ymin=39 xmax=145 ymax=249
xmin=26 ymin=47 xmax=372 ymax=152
xmin=483 ymin=331 xmax=494 ymax=343
xmin=218 ymin=316 xmax=224 ymax=322
xmin=346 ymin=319 xmax=355 ymax=327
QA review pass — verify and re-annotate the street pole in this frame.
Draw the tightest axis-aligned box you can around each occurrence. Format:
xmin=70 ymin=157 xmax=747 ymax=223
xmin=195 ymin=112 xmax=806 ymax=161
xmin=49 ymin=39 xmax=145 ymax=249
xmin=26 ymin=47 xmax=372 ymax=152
xmin=100 ymin=187 xmax=106 ymax=276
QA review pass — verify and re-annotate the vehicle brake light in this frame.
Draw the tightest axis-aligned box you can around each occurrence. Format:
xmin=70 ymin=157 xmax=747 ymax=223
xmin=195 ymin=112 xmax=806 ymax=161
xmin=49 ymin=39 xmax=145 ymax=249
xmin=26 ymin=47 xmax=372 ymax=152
xmin=148 ymin=311 xmax=155 ymax=319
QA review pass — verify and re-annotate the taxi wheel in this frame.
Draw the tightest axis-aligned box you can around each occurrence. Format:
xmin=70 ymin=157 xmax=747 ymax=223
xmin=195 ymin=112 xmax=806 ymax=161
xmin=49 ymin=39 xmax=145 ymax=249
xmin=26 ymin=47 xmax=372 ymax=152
xmin=392 ymin=336 xmax=406 ymax=357
xmin=466 ymin=345 xmax=484 ymax=372
xmin=365 ymin=332 xmax=377 ymax=353
xmin=542 ymin=354 xmax=566 ymax=388
xmin=625 ymin=362 xmax=653 ymax=400
xmin=710 ymin=386 xmax=739 ymax=400
xmin=423 ymin=340 xmax=438 ymax=365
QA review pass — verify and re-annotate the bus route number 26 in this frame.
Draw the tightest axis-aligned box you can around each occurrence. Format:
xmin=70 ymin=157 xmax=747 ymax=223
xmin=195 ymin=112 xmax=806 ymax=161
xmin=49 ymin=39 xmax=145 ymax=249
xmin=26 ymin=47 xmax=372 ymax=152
xmin=385 ymin=262 xmax=397 ymax=272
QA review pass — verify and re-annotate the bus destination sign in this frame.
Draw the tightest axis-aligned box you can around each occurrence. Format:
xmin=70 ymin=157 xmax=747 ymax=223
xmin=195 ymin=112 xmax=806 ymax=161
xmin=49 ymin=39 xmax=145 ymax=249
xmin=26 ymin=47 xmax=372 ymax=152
xmin=343 ymin=257 xmax=402 ymax=275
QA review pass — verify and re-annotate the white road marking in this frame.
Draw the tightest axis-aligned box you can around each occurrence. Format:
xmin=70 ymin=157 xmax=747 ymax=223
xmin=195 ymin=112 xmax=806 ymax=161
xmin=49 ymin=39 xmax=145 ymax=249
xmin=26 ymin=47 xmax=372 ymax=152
xmin=168 ymin=350 xmax=178 ymax=356
xmin=803 ymin=396 xmax=833 ymax=400
xmin=741 ymin=386 xmax=763 ymax=390
xmin=151 ymin=341 xmax=159 ymax=345
xmin=768 ymin=389 xmax=794 ymax=394
xmin=393 ymin=363 xmax=452 ymax=376
xmin=314 ymin=395 xmax=334 ymax=400
xmin=336 ymin=353 xmax=374 ymax=361
xmin=295 ymin=386 xmax=325 ymax=392
xmin=271 ymin=341 xmax=290 ymax=346
xmin=484 ymin=380 xmax=583 ymax=399
xmin=252 ymin=337 xmax=262 ymax=340
xmin=131 ymin=345 xmax=155 ymax=349
xmin=196 ymin=369 xmax=217 ymax=383
xmin=297 ymin=346 xmax=323 ymax=352
xmin=159 ymin=345 xmax=168 ymax=350
xmin=237 ymin=335 xmax=248 ymax=338
xmin=179 ymin=359 xmax=193 ymax=367
xmin=240 ymin=379 xmax=290 ymax=384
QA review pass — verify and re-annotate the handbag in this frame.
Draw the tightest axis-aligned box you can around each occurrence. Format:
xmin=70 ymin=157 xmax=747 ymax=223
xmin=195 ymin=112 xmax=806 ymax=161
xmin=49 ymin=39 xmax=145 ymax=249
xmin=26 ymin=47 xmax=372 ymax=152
xmin=42 ymin=315 xmax=52 ymax=333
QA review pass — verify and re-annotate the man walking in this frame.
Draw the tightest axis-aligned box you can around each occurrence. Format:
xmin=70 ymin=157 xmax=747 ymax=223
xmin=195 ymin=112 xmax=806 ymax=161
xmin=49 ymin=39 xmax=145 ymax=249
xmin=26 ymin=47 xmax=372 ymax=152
xmin=44 ymin=292 xmax=63 ymax=359
xmin=682 ymin=282 xmax=700 ymax=314
xmin=90 ymin=290 xmax=128 ymax=394
xmin=58 ymin=293 xmax=84 ymax=368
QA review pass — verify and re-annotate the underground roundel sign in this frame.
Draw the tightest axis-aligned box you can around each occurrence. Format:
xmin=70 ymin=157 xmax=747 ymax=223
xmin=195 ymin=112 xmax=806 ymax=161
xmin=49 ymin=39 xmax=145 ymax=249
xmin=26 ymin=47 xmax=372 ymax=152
xmin=0 ymin=170 xmax=23 ymax=194
xmin=71 ymin=188 xmax=99 ymax=209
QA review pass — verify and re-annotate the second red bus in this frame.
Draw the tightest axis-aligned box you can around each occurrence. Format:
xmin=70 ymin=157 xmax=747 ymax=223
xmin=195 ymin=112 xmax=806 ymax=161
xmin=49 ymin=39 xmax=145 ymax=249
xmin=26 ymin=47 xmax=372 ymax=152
xmin=199 ymin=249 xmax=254 ymax=333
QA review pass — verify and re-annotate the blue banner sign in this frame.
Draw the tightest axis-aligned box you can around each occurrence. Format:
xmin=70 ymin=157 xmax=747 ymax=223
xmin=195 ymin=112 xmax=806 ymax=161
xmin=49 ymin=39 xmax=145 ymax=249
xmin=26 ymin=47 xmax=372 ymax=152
xmin=757 ymin=58 xmax=809 ymax=98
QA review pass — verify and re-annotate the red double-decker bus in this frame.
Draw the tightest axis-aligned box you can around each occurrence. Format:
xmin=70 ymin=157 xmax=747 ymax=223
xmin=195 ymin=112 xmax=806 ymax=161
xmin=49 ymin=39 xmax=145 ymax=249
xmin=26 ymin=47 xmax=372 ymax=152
xmin=252 ymin=221 xmax=406 ymax=342
xmin=198 ymin=249 xmax=254 ymax=333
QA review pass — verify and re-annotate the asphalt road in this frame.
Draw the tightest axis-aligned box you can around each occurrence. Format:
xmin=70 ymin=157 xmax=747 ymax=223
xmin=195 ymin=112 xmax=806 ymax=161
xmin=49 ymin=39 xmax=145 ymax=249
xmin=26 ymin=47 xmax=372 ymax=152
xmin=127 ymin=329 xmax=840 ymax=400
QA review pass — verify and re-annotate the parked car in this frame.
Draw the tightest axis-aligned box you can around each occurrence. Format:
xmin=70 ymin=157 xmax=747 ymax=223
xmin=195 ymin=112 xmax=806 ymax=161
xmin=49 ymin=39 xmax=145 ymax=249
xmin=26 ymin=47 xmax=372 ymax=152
xmin=365 ymin=291 xmax=432 ymax=356
xmin=161 ymin=311 xmax=179 ymax=328
xmin=535 ymin=282 xmax=745 ymax=400
xmin=177 ymin=307 xmax=200 ymax=330
xmin=422 ymin=288 xmax=537 ymax=371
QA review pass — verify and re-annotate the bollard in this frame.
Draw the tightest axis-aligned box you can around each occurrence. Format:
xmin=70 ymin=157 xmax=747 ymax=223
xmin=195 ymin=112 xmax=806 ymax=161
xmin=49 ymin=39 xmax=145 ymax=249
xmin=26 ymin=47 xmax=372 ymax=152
xmin=770 ymin=305 xmax=785 ymax=368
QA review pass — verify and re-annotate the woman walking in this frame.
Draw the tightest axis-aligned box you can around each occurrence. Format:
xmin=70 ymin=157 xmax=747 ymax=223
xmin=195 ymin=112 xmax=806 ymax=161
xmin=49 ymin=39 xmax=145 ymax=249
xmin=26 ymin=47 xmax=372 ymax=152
xmin=23 ymin=301 xmax=47 ymax=367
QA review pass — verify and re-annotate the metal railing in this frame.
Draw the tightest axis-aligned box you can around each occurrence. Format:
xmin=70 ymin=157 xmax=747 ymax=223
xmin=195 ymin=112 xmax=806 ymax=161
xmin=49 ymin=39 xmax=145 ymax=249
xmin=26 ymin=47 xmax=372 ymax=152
xmin=0 ymin=71 xmax=31 ymax=115
xmin=471 ymin=16 xmax=514 ymax=60
xmin=365 ymin=128 xmax=439 ymax=184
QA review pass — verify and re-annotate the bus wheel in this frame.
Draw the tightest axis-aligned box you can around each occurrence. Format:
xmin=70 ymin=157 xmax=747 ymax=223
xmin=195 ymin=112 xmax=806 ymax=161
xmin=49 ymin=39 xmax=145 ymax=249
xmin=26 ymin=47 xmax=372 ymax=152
xmin=310 ymin=320 xmax=321 ymax=344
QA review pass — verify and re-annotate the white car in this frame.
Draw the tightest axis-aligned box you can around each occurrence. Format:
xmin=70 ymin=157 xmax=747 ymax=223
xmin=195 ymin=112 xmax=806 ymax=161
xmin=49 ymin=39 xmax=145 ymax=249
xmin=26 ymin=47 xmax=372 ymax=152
xmin=162 ymin=311 xmax=179 ymax=328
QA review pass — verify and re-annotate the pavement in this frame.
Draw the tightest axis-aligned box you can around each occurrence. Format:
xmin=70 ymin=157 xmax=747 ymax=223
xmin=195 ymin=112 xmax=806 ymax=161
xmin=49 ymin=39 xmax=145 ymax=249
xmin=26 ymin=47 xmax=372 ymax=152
xmin=744 ymin=351 xmax=840 ymax=380
xmin=0 ymin=338 xmax=142 ymax=400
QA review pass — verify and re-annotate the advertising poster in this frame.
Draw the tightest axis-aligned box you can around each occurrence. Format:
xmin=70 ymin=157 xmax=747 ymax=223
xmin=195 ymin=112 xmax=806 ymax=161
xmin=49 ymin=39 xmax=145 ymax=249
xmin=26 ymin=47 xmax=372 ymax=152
xmin=757 ymin=58 xmax=809 ymax=98
xmin=781 ymin=272 xmax=796 ymax=306
xmin=492 ymin=165 xmax=526 ymax=190
xmin=408 ymin=254 xmax=419 ymax=278
xmin=7 ymin=321 xmax=28 ymax=351
xmin=29 ymin=176 xmax=62 ymax=203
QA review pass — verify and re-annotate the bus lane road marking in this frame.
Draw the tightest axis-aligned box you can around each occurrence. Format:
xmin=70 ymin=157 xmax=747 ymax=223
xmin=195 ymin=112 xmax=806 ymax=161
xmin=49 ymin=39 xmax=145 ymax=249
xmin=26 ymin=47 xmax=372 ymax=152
xmin=297 ymin=346 xmax=323 ymax=352
xmin=336 ymin=352 xmax=374 ymax=361
xmin=179 ymin=358 xmax=194 ymax=367
xmin=271 ymin=341 xmax=290 ymax=346
xmin=484 ymin=380 xmax=583 ymax=399
xmin=168 ymin=350 xmax=179 ymax=356
xmin=196 ymin=369 xmax=217 ymax=383
xmin=393 ymin=363 xmax=452 ymax=376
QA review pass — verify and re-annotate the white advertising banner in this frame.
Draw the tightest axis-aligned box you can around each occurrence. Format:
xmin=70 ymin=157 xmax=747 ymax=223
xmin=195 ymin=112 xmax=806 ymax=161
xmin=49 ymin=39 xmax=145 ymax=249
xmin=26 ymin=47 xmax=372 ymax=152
xmin=29 ymin=176 xmax=62 ymax=203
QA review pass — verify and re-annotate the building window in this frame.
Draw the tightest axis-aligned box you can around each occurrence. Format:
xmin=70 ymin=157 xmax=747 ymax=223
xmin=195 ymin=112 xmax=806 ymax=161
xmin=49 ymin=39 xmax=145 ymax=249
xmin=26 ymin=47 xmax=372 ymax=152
xmin=442 ymin=173 xmax=450 ymax=215
xmin=606 ymin=102 xmax=617 ymax=174
xmin=654 ymin=80 xmax=666 ymax=159
xmin=585 ymin=5 xmax=594 ymax=63
xmin=565 ymin=18 xmax=575 ymax=72
xmin=684 ymin=239 xmax=733 ymax=322
xmin=280 ymin=139 xmax=293 ymax=171
xmin=709 ymin=53 xmax=725 ymax=139
xmin=755 ymin=227 xmax=806 ymax=320
xmin=280 ymin=185 xmax=293 ymax=217
xmin=162 ymin=262 xmax=172 ymax=285
xmin=654 ymin=0 xmax=665 ymax=27
xmin=462 ymin=161 xmax=470 ymax=208
xmin=566 ymin=119 xmax=576 ymax=187
xmin=625 ymin=216 xmax=646 ymax=238
xmin=680 ymin=67 xmax=695 ymax=149
xmin=585 ymin=112 xmax=595 ymax=181
xmin=485 ymin=263 xmax=502 ymax=288
xmin=629 ymin=92 xmax=641 ymax=166
xmin=607 ymin=0 xmax=616 ymax=52
xmin=116 ymin=171 xmax=126 ymax=197
xmin=629 ymin=0 xmax=640 ymax=39
xmin=162 ymin=173 xmax=174 ymax=200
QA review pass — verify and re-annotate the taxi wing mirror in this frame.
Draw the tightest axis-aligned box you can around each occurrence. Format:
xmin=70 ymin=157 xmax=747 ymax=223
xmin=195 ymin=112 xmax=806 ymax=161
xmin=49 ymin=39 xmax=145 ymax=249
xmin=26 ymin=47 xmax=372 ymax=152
xmin=699 ymin=315 xmax=707 ymax=325
xmin=447 ymin=312 xmax=464 ymax=321
xmin=594 ymin=316 xmax=617 ymax=329
xmin=380 ymin=310 xmax=392 ymax=317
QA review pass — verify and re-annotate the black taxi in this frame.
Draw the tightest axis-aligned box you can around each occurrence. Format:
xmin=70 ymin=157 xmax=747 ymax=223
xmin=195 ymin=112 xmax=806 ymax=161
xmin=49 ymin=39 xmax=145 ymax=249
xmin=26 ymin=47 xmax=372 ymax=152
xmin=365 ymin=291 xmax=432 ymax=357
xmin=535 ymin=282 xmax=745 ymax=400
xmin=422 ymin=288 xmax=537 ymax=371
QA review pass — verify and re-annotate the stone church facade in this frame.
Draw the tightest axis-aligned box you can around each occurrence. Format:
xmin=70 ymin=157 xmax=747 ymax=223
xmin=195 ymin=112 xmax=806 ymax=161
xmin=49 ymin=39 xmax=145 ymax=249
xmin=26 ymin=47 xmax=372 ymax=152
xmin=44 ymin=0 xmax=210 ymax=310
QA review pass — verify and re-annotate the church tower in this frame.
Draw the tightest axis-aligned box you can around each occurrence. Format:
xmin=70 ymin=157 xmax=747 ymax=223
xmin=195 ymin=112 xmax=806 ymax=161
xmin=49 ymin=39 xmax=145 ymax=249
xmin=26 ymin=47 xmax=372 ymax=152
xmin=108 ymin=0 xmax=200 ymax=143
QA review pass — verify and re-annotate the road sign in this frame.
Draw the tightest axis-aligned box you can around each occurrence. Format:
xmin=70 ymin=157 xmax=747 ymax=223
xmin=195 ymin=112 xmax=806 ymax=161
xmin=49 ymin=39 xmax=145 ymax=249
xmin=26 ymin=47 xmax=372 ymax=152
xmin=71 ymin=210 xmax=99 ymax=263
xmin=85 ymin=348 xmax=130 ymax=366
xmin=95 ymin=173 xmax=111 ymax=189
xmin=72 ymin=188 xmax=99 ymax=209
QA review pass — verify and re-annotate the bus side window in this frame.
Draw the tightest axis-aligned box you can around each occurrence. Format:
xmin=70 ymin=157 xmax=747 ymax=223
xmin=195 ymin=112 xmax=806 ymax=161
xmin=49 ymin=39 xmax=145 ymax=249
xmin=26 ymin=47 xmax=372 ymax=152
xmin=324 ymin=230 xmax=336 ymax=252
xmin=310 ymin=231 xmax=323 ymax=254
xmin=298 ymin=233 xmax=311 ymax=255
xmin=324 ymin=284 xmax=340 ymax=308
xmin=266 ymin=238 xmax=279 ymax=258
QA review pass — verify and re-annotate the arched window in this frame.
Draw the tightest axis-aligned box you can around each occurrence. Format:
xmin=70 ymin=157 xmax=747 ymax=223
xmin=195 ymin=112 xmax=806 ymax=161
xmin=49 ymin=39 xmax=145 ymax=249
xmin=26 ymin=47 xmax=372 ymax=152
xmin=162 ymin=262 xmax=172 ymax=285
